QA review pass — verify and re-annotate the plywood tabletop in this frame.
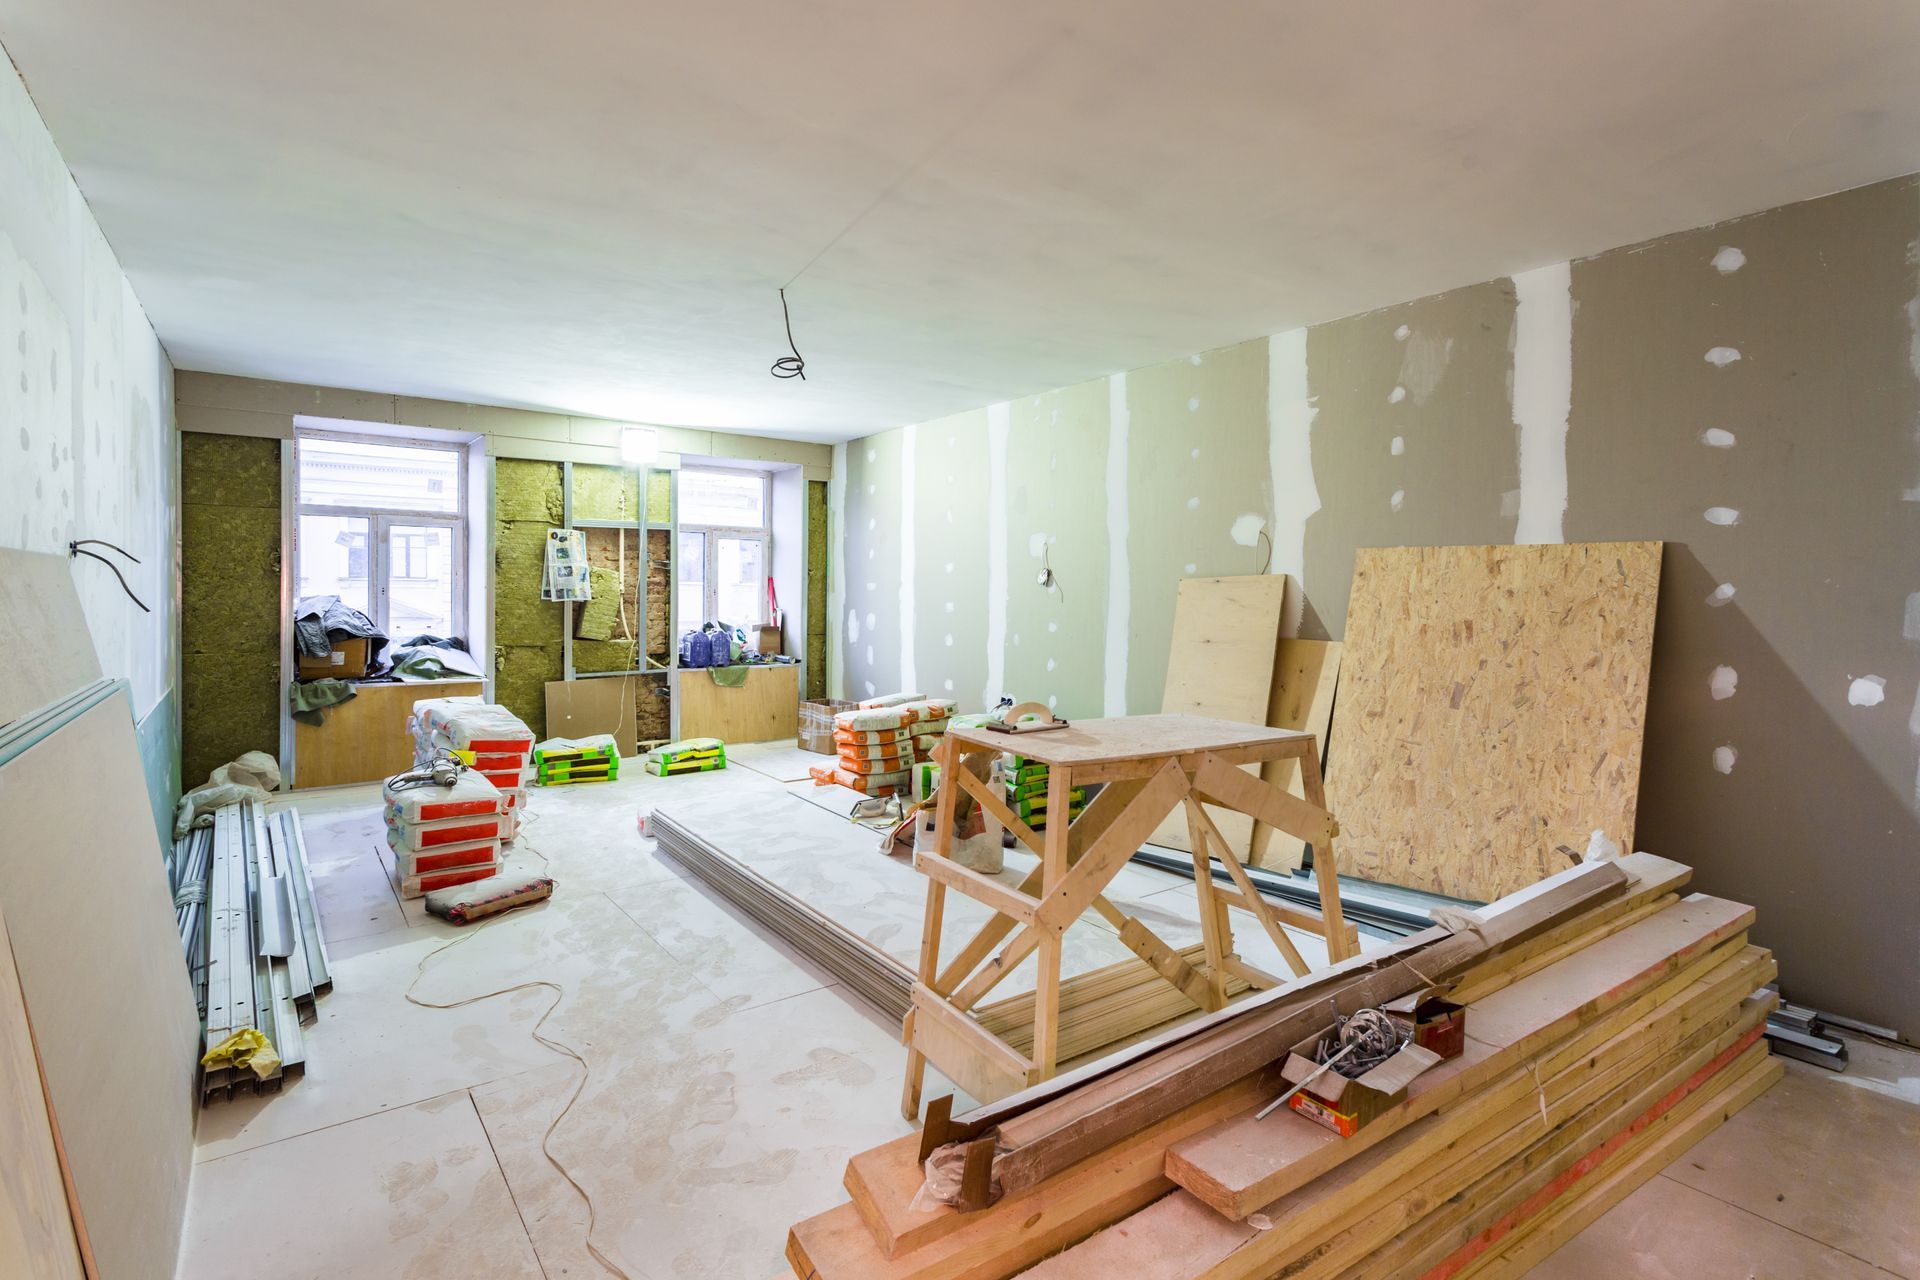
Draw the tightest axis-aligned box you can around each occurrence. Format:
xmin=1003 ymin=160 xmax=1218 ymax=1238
xmin=947 ymin=714 xmax=1311 ymax=767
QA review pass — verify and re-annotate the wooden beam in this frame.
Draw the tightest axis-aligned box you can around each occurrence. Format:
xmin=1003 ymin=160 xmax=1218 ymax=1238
xmin=948 ymin=926 xmax=1041 ymax=1012
xmin=1116 ymin=916 xmax=1216 ymax=1011
xmin=1186 ymin=797 xmax=1310 ymax=978
xmin=914 ymin=851 xmax=1038 ymax=925
xmin=1209 ymin=884 xmax=1360 ymax=955
xmin=1191 ymin=753 xmax=1338 ymax=847
xmin=1035 ymin=760 xmax=1191 ymax=934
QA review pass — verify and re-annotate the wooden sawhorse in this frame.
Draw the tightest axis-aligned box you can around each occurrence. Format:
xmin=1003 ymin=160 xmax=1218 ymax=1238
xmin=901 ymin=713 xmax=1358 ymax=1119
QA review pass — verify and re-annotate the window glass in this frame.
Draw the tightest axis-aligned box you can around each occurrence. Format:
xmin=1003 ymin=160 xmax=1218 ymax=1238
xmin=387 ymin=524 xmax=456 ymax=638
xmin=716 ymin=536 xmax=765 ymax=626
xmin=679 ymin=469 xmax=765 ymax=528
xmin=677 ymin=531 xmax=707 ymax=627
xmin=298 ymin=437 xmax=460 ymax=513
xmin=297 ymin=514 xmax=370 ymax=616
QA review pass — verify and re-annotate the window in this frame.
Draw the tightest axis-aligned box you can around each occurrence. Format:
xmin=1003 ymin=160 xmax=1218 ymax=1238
xmin=295 ymin=434 xmax=466 ymax=642
xmin=677 ymin=468 xmax=769 ymax=629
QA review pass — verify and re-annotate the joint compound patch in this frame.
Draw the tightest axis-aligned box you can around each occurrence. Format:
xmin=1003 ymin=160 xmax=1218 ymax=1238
xmin=1712 ymin=745 xmax=1737 ymax=774
xmin=1701 ymin=428 xmax=1736 ymax=448
xmin=1705 ymin=583 xmax=1737 ymax=607
xmin=1704 ymin=347 xmax=1742 ymax=367
xmin=1848 ymin=675 xmax=1887 ymax=707
xmin=1711 ymin=246 xmax=1746 ymax=274
xmin=1230 ymin=513 xmax=1266 ymax=547
xmin=1709 ymin=665 xmax=1738 ymax=700
xmin=1704 ymin=507 xmax=1741 ymax=526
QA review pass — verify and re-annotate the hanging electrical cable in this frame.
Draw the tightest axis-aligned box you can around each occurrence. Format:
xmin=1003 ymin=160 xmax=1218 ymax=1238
xmin=771 ymin=288 xmax=806 ymax=380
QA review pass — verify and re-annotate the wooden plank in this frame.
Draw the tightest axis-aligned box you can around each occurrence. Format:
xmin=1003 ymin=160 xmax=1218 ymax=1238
xmin=1191 ymin=754 xmax=1337 ymax=847
xmin=0 ymin=902 xmax=87 ymax=1280
xmin=914 ymin=852 xmax=1038 ymax=925
xmin=1185 ymin=798 xmax=1310 ymax=977
xmin=0 ymin=698 xmax=200 ymax=1280
xmin=675 ymin=662 xmax=799 ymax=743
xmin=982 ymin=865 xmax=1634 ymax=1197
xmin=1326 ymin=542 xmax=1663 ymax=900
xmin=1209 ymin=885 xmax=1358 ymax=955
xmin=1164 ymin=894 xmax=1754 ymax=1219
xmin=1150 ymin=575 xmax=1290 ymax=854
xmin=945 ymin=714 xmax=1311 ymax=770
xmin=1250 ymin=638 xmax=1342 ymax=871
xmin=293 ymin=677 xmax=483 ymax=787
xmin=908 ymin=986 xmax=1033 ymax=1105
xmin=951 ymin=859 xmax=1637 ymax=1145
xmin=1036 ymin=760 xmax=1191 ymax=933
xmin=1116 ymin=918 xmax=1216 ymax=1011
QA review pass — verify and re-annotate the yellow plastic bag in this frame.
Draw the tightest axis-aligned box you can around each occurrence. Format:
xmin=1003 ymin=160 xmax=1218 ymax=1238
xmin=200 ymin=1027 xmax=282 ymax=1080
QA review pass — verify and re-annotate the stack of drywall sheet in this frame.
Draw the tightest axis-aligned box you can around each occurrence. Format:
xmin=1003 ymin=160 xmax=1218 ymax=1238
xmin=649 ymin=792 xmax=1254 ymax=1064
xmin=784 ymin=854 xmax=1781 ymax=1280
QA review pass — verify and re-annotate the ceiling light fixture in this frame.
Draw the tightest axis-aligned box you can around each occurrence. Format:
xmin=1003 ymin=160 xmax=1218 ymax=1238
xmin=621 ymin=428 xmax=657 ymax=467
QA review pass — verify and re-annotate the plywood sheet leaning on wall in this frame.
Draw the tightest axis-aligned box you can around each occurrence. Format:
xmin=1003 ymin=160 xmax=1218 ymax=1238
xmin=1328 ymin=542 xmax=1662 ymax=900
xmin=1248 ymin=638 xmax=1341 ymax=872
xmin=0 ymin=696 xmax=200 ymax=1280
xmin=1151 ymin=575 xmax=1288 ymax=855
xmin=0 ymin=900 xmax=87 ymax=1280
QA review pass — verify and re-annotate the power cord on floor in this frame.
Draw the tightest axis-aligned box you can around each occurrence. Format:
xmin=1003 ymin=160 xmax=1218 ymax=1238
xmin=400 ymin=837 xmax=630 ymax=1278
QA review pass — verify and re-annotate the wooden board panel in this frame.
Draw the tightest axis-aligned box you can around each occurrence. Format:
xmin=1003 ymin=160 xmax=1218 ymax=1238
xmin=0 ymin=901 xmax=87 ymax=1280
xmin=293 ymin=679 xmax=483 ymax=788
xmin=0 ymin=696 xmax=200 ymax=1280
xmin=545 ymin=676 xmax=637 ymax=756
xmin=676 ymin=664 xmax=800 ymax=743
xmin=1327 ymin=542 xmax=1662 ymax=900
xmin=0 ymin=550 xmax=102 ymax=726
xmin=1249 ymin=639 xmax=1341 ymax=871
xmin=1151 ymin=576 xmax=1288 ymax=854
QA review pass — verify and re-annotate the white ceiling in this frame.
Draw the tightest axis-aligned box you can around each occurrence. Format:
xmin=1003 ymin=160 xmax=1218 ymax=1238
xmin=5 ymin=1 xmax=1919 ymax=443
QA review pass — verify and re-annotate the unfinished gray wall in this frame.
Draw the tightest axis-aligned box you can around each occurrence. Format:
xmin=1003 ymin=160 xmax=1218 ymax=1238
xmin=831 ymin=174 xmax=1920 ymax=1038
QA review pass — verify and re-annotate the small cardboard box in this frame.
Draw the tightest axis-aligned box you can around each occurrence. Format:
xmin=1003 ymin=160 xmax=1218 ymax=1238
xmin=1384 ymin=990 xmax=1469 ymax=1061
xmin=754 ymin=622 xmax=783 ymax=655
xmin=296 ymin=635 xmax=370 ymax=680
xmin=1280 ymin=1031 xmax=1442 ymax=1138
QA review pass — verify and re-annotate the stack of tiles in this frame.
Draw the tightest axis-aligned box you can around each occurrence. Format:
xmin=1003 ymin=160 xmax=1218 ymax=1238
xmin=382 ymin=765 xmax=504 ymax=898
xmin=533 ymin=734 xmax=620 ymax=785
xmin=409 ymin=697 xmax=536 ymax=840
xmin=1006 ymin=752 xmax=1085 ymax=830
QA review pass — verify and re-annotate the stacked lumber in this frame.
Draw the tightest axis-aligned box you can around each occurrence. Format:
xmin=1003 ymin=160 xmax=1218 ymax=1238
xmin=785 ymin=854 xmax=1781 ymax=1279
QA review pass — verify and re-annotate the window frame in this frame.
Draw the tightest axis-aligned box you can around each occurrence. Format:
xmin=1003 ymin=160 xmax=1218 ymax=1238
xmin=293 ymin=431 xmax=470 ymax=643
xmin=676 ymin=467 xmax=771 ymax=629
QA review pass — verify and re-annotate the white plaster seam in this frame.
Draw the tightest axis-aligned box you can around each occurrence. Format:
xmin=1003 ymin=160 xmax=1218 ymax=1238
xmin=898 ymin=424 xmax=916 ymax=695
xmin=826 ymin=440 xmax=847 ymax=698
xmin=1104 ymin=374 xmax=1130 ymax=716
xmin=985 ymin=402 xmax=1010 ymax=706
xmin=1267 ymin=328 xmax=1319 ymax=638
xmin=1512 ymin=262 xmax=1572 ymax=544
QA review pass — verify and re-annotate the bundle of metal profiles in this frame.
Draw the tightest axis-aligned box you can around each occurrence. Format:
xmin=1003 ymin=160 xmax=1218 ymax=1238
xmin=199 ymin=800 xmax=334 ymax=1103
xmin=172 ymin=826 xmax=215 ymax=1012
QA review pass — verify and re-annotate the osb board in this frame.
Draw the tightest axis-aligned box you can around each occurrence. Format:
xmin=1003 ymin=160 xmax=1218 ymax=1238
xmin=1151 ymin=575 xmax=1289 ymax=855
xmin=0 ymin=901 xmax=86 ymax=1280
xmin=1328 ymin=542 xmax=1662 ymax=900
xmin=677 ymin=664 xmax=799 ymax=743
xmin=0 ymin=550 xmax=101 ymax=726
xmin=1248 ymin=638 xmax=1342 ymax=872
xmin=0 ymin=697 xmax=199 ymax=1280
xmin=293 ymin=679 xmax=484 ymax=788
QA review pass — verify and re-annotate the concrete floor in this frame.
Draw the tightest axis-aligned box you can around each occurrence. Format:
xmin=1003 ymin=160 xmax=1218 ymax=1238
xmin=175 ymin=755 xmax=1920 ymax=1279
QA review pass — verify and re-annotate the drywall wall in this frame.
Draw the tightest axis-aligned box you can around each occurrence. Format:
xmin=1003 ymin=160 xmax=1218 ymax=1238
xmin=0 ymin=51 xmax=178 ymax=830
xmin=832 ymin=173 xmax=1920 ymax=1037
xmin=179 ymin=432 xmax=280 ymax=784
